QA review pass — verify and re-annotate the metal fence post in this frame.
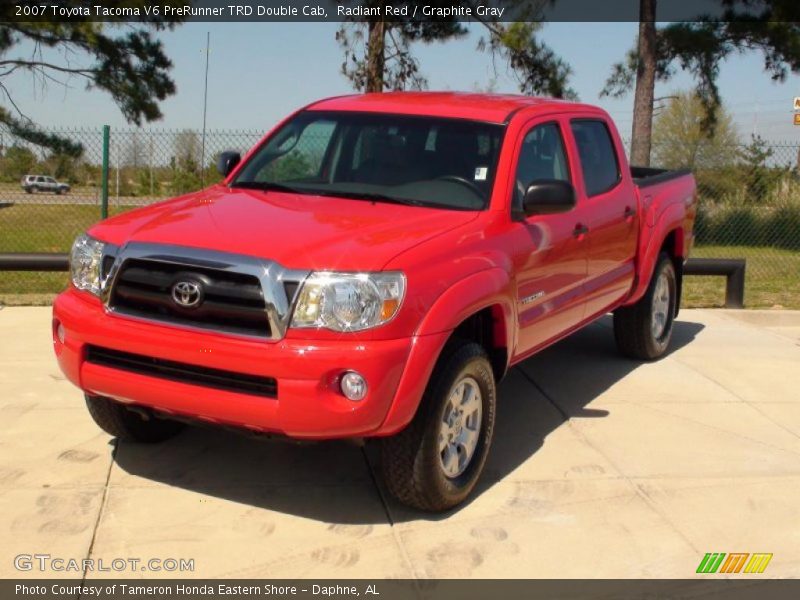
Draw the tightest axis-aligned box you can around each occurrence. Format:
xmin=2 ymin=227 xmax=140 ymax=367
xmin=101 ymin=125 xmax=110 ymax=219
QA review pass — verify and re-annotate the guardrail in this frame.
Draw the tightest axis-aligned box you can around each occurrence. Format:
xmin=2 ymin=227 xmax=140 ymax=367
xmin=684 ymin=258 xmax=746 ymax=309
xmin=0 ymin=253 xmax=70 ymax=272
xmin=0 ymin=254 xmax=747 ymax=308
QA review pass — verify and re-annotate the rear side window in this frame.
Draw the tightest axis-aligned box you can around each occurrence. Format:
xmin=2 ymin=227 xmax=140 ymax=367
xmin=570 ymin=120 xmax=620 ymax=196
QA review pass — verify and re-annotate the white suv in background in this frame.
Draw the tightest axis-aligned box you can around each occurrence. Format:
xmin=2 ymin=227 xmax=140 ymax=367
xmin=21 ymin=175 xmax=71 ymax=195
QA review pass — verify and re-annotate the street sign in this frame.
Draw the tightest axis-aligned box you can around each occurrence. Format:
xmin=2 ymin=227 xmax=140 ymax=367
xmin=795 ymin=113 xmax=800 ymax=126
xmin=795 ymin=97 xmax=800 ymax=111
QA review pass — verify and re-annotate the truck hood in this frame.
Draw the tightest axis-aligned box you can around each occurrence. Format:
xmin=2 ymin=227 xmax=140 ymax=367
xmin=90 ymin=186 xmax=479 ymax=271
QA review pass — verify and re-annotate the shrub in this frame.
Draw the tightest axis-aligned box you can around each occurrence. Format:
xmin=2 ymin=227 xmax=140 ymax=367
xmin=764 ymin=204 xmax=800 ymax=250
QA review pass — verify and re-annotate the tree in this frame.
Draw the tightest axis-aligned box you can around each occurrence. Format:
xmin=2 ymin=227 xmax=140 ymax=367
xmin=1 ymin=145 xmax=37 ymax=180
xmin=173 ymin=130 xmax=201 ymax=173
xmin=739 ymin=134 xmax=785 ymax=203
xmin=42 ymin=151 xmax=79 ymax=182
xmin=652 ymin=92 xmax=739 ymax=170
xmin=0 ymin=1 xmax=186 ymax=156
xmin=477 ymin=21 xmax=575 ymax=98
xmin=336 ymin=1 xmax=575 ymax=98
xmin=602 ymin=0 xmax=800 ymax=166
xmin=170 ymin=130 xmax=202 ymax=194
xmin=123 ymin=132 xmax=145 ymax=169
xmin=336 ymin=2 xmax=469 ymax=92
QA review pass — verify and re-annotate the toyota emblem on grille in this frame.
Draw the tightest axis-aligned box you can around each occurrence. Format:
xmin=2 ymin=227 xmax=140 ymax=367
xmin=171 ymin=280 xmax=203 ymax=308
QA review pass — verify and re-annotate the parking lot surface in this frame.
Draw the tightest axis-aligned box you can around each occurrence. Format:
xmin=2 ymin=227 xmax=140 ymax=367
xmin=1 ymin=307 xmax=798 ymax=578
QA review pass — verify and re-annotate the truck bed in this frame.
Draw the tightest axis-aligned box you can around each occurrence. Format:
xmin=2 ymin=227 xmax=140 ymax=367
xmin=631 ymin=166 xmax=692 ymax=189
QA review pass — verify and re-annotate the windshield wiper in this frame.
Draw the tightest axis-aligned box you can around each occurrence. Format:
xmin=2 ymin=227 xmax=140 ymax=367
xmin=314 ymin=190 xmax=427 ymax=207
xmin=329 ymin=191 xmax=479 ymax=211
xmin=229 ymin=181 xmax=307 ymax=194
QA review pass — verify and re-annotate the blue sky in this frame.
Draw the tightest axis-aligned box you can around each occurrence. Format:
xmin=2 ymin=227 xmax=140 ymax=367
xmin=6 ymin=22 xmax=800 ymax=141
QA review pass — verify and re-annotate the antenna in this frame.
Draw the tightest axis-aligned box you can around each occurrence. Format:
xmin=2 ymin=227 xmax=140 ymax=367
xmin=201 ymin=31 xmax=210 ymax=187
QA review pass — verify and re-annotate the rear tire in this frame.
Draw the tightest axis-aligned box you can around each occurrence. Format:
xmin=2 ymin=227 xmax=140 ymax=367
xmin=85 ymin=394 xmax=184 ymax=443
xmin=614 ymin=253 xmax=677 ymax=360
xmin=380 ymin=340 xmax=496 ymax=512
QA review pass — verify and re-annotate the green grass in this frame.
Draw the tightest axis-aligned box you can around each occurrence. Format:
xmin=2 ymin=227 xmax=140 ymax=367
xmin=1 ymin=204 xmax=798 ymax=308
xmin=0 ymin=202 xmax=134 ymax=253
xmin=0 ymin=203 xmax=135 ymax=300
xmin=683 ymin=245 xmax=800 ymax=309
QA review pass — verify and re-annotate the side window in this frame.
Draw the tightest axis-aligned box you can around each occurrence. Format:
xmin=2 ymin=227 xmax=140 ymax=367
xmin=256 ymin=119 xmax=337 ymax=182
xmin=570 ymin=120 xmax=620 ymax=196
xmin=514 ymin=123 xmax=570 ymax=206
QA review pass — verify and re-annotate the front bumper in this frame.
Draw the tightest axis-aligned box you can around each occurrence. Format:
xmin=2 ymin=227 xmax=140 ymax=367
xmin=53 ymin=288 xmax=447 ymax=438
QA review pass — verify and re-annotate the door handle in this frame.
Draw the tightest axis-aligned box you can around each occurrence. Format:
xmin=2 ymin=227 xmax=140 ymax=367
xmin=624 ymin=206 xmax=637 ymax=219
xmin=573 ymin=224 xmax=589 ymax=237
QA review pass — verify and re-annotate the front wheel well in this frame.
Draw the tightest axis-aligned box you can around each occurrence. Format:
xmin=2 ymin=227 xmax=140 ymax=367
xmin=451 ymin=306 xmax=508 ymax=382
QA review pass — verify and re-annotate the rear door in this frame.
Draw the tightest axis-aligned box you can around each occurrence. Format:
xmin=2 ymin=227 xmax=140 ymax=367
xmin=568 ymin=118 xmax=638 ymax=318
xmin=512 ymin=118 xmax=590 ymax=357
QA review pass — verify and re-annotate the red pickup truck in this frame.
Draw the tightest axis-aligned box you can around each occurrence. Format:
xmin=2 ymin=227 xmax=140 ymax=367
xmin=54 ymin=93 xmax=696 ymax=511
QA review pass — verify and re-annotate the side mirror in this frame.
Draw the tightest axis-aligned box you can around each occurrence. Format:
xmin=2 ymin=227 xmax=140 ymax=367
xmin=523 ymin=179 xmax=576 ymax=217
xmin=217 ymin=151 xmax=241 ymax=178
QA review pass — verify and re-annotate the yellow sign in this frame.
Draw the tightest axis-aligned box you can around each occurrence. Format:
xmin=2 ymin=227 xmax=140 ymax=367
xmin=795 ymin=113 xmax=800 ymax=126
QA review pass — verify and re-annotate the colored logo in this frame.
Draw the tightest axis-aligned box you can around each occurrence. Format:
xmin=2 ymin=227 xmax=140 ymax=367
xmin=696 ymin=552 xmax=772 ymax=574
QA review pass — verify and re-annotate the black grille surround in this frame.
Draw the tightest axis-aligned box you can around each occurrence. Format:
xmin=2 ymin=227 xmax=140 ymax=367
xmin=108 ymin=258 xmax=271 ymax=338
xmin=85 ymin=345 xmax=278 ymax=398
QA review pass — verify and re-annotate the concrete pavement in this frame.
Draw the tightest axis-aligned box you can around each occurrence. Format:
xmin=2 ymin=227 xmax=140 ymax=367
xmin=1 ymin=307 xmax=798 ymax=578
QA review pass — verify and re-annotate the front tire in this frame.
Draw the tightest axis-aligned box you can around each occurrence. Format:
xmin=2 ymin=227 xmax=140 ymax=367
xmin=85 ymin=394 xmax=184 ymax=443
xmin=613 ymin=253 xmax=677 ymax=360
xmin=380 ymin=341 xmax=496 ymax=512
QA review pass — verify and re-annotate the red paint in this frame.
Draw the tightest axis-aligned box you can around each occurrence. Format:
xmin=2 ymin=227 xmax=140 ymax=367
xmin=53 ymin=93 xmax=695 ymax=439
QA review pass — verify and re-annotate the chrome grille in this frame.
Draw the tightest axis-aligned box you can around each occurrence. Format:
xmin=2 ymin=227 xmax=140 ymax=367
xmin=109 ymin=259 xmax=270 ymax=338
xmin=103 ymin=243 xmax=309 ymax=340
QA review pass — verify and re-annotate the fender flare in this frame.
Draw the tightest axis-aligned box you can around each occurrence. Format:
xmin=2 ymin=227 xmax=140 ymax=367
xmin=627 ymin=206 xmax=685 ymax=305
xmin=415 ymin=267 xmax=515 ymax=340
xmin=377 ymin=268 xmax=515 ymax=435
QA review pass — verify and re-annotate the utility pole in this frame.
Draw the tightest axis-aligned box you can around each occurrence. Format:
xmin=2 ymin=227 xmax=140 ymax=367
xmin=752 ymin=99 xmax=759 ymax=137
xmin=201 ymin=31 xmax=210 ymax=187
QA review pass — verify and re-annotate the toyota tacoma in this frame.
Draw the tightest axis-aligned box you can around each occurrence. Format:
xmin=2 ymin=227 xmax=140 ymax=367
xmin=53 ymin=93 xmax=696 ymax=511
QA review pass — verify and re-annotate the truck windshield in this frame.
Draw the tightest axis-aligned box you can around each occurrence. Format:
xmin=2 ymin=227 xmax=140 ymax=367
xmin=231 ymin=111 xmax=505 ymax=210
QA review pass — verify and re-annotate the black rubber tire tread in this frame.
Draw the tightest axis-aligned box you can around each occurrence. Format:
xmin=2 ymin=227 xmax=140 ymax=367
xmin=85 ymin=394 xmax=184 ymax=443
xmin=613 ymin=253 xmax=677 ymax=361
xmin=380 ymin=340 xmax=496 ymax=512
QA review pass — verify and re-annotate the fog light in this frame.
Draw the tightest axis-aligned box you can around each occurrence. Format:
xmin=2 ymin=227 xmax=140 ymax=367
xmin=340 ymin=371 xmax=367 ymax=401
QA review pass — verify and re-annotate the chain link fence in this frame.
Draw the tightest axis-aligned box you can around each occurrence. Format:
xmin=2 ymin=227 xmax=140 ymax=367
xmin=1 ymin=126 xmax=799 ymax=307
xmin=647 ymin=138 xmax=800 ymax=308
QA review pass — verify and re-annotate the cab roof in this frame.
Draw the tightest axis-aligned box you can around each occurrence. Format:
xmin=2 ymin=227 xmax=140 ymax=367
xmin=307 ymin=92 xmax=601 ymax=124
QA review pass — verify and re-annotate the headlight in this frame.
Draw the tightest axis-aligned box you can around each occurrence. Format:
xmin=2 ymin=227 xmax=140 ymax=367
xmin=291 ymin=271 xmax=405 ymax=332
xmin=70 ymin=233 xmax=106 ymax=296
